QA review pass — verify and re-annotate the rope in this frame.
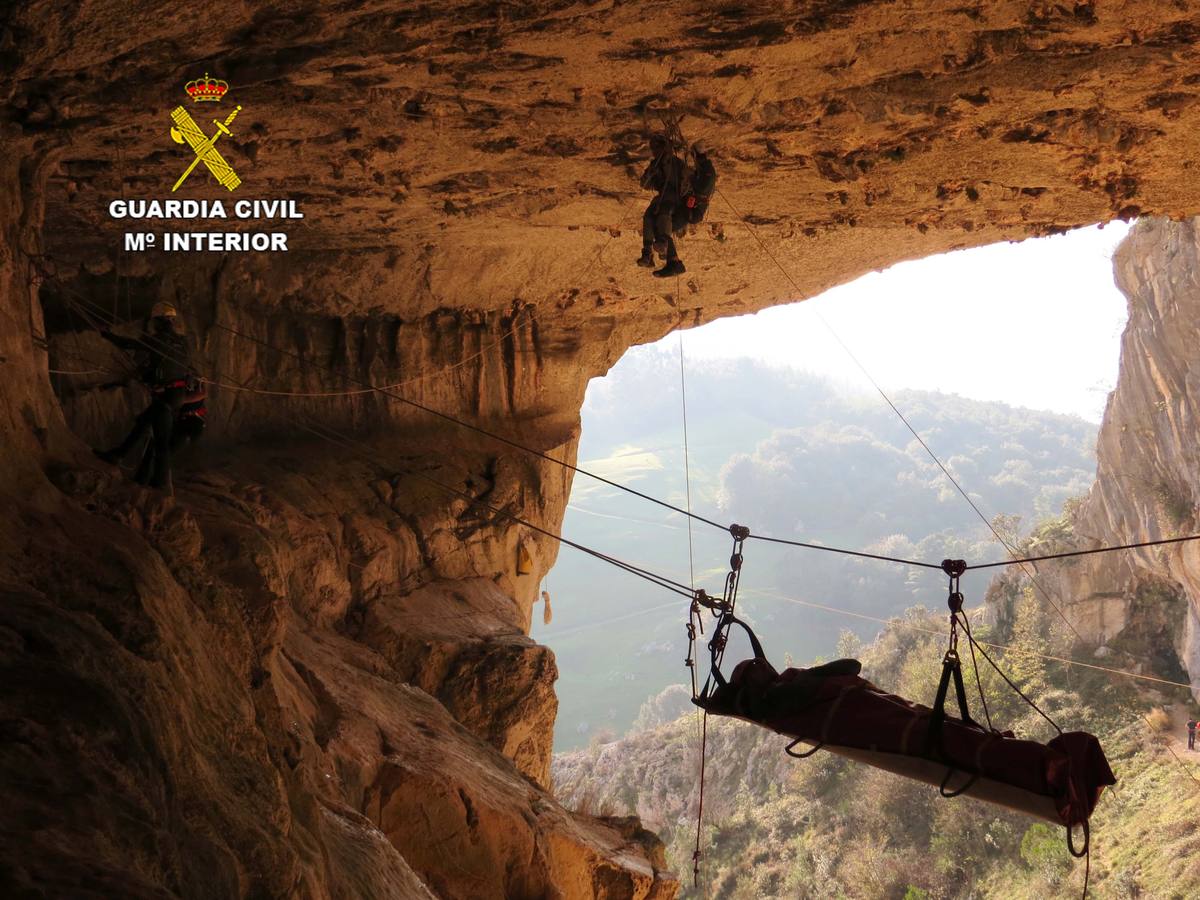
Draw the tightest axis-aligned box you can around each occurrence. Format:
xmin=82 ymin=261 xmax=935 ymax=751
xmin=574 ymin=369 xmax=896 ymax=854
xmin=744 ymin=586 xmax=1199 ymax=692
xmin=968 ymin=533 xmax=1200 ymax=569
xmin=295 ymin=419 xmax=697 ymax=599
xmin=749 ymin=533 xmax=943 ymax=569
xmin=693 ymin=710 xmax=708 ymax=889
xmin=28 ymin=246 xmax=1200 ymax=592
xmin=959 ymin=608 xmax=995 ymax=732
xmin=48 ymin=367 xmax=117 ymax=376
xmin=1157 ymin=722 xmax=1200 ymax=787
xmin=42 ymin=253 xmax=1200 ymax=588
xmin=43 ymin=267 xmax=720 ymax=542
xmin=715 ymin=186 xmax=1089 ymax=646
xmin=202 ymin=324 xmax=523 ymax=397
xmin=539 ymin=599 xmax=682 ymax=639
xmin=678 ymin=301 xmax=708 ymax=897
xmin=678 ymin=328 xmax=697 ymax=591
xmin=961 ymin=607 xmax=1081 ymax=734
xmin=207 ymin=316 xmax=735 ymax=527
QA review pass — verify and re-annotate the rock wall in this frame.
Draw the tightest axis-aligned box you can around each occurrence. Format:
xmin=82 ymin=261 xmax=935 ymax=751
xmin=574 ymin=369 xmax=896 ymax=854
xmin=6 ymin=0 xmax=1200 ymax=896
xmin=1046 ymin=218 xmax=1200 ymax=695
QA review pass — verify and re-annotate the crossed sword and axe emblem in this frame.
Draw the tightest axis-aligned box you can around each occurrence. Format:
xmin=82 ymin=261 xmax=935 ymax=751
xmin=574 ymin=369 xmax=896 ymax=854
xmin=169 ymin=104 xmax=243 ymax=192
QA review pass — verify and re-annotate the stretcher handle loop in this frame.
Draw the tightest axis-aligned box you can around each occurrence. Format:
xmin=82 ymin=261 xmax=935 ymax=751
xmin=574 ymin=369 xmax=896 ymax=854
xmin=1066 ymin=819 xmax=1090 ymax=859
xmin=784 ymin=738 xmax=823 ymax=759
xmin=938 ymin=766 xmax=979 ymax=798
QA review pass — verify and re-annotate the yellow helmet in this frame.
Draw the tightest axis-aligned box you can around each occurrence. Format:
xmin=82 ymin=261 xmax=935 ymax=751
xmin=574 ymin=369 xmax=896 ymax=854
xmin=150 ymin=301 xmax=178 ymax=319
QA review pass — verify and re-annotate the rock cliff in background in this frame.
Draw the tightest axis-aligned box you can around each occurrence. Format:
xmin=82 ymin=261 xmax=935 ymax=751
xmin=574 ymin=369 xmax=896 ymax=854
xmin=1037 ymin=218 xmax=1200 ymax=695
xmin=5 ymin=0 xmax=1200 ymax=896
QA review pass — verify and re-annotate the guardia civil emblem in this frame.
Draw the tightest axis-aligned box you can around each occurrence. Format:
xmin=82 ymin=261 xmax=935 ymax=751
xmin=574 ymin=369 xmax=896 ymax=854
xmin=170 ymin=73 xmax=242 ymax=192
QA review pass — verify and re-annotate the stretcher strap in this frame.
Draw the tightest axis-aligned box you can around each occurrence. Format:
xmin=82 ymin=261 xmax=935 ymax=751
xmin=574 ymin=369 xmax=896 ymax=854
xmin=927 ymin=651 xmax=978 ymax=746
xmin=707 ymin=613 xmax=766 ymax=688
xmin=785 ymin=683 xmax=855 ymax=761
xmin=927 ymin=650 xmax=983 ymax=795
xmin=939 ymin=766 xmax=979 ymax=798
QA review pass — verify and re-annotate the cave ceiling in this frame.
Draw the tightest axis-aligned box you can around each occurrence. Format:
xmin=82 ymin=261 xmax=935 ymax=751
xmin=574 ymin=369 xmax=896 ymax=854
xmin=6 ymin=0 xmax=1200 ymax=333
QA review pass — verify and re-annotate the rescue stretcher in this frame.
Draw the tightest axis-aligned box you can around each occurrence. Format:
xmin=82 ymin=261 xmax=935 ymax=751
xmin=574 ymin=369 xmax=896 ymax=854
xmin=694 ymin=615 xmax=1115 ymax=837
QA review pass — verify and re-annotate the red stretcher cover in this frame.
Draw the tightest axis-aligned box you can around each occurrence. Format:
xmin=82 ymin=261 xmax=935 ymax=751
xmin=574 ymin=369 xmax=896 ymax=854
xmin=695 ymin=652 xmax=1115 ymax=828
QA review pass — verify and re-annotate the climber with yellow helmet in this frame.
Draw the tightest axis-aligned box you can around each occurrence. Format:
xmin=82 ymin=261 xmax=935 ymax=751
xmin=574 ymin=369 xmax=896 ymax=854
xmin=94 ymin=300 xmax=196 ymax=492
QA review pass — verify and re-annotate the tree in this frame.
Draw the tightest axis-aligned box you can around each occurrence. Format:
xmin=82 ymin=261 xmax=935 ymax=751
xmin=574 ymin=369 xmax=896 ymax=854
xmin=836 ymin=629 xmax=863 ymax=660
xmin=1006 ymin=586 xmax=1050 ymax=699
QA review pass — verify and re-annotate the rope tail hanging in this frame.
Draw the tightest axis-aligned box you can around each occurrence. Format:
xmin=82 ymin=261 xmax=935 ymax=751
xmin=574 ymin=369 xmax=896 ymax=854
xmin=685 ymin=524 xmax=751 ymax=890
xmin=677 ymin=324 xmax=706 ymax=889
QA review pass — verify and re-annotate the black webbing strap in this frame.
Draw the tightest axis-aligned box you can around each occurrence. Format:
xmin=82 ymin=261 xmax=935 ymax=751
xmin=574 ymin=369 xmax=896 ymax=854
xmin=706 ymin=612 xmax=767 ymax=688
xmin=928 ymin=650 xmax=977 ymax=737
xmin=925 ymin=649 xmax=982 ymax=796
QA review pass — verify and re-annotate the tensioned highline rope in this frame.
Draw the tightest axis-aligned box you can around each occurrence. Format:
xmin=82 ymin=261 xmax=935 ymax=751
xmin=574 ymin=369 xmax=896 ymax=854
xmin=43 ymin=259 xmax=948 ymax=572
xmin=714 ymin=186 xmax=1088 ymax=643
xmin=42 ymin=255 xmax=1200 ymax=579
xmin=296 ymin=417 xmax=698 ymax=599
xmin=39 ymin=246 xmax=1200 ymax=794
xmin=967 ymin=533 xmax=1200 ymax=569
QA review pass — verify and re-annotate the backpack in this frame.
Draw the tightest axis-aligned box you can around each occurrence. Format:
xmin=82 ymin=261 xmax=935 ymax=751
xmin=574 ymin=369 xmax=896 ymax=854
xmin=680 ymin=154 xmax=717 ymax=225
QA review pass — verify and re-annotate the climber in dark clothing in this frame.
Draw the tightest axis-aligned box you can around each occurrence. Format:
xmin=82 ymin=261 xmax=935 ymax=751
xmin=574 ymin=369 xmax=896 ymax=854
xmin=637 ymin=134 xmax=686 ymax=278
xmin=1188 ymin=719 xmax=1196 ymax=750
xmin=133 ymin=380 xmax=206 ymax=485
xmin=94 ymin=301 xmax=194 ymax=491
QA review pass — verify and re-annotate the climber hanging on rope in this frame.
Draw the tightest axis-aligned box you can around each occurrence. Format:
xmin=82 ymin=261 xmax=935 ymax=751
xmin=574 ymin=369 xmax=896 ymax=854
xmin=93 ymin=301 xmax=196 ymax=492
xmin=131 ymin=377 xmax=207 ymax=487
xmin=636 ymin=133 xmax=687 ymax=278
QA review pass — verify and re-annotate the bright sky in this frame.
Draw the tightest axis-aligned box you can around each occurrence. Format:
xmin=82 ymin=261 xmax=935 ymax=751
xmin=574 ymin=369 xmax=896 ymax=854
xmin=659 ymin=222 xmax=1131 ymax=422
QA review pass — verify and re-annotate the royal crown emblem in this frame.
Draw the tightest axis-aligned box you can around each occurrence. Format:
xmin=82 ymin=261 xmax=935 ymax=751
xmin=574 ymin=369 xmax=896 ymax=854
xmin=185 ymin=73 xmax=229 ymax=103
xmin=170 ymin=74 xmax=242 ymax=191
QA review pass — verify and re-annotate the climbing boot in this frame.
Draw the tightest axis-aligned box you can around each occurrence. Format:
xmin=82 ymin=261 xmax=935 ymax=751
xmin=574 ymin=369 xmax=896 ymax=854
xmin=636 ymin=250 xmax=655 ymax=268
xmin=653 ymin=259 xmax=686 ymax=278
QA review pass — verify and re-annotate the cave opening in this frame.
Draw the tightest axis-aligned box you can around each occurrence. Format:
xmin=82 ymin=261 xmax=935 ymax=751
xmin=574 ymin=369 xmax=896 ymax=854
xmin=538 ymin=222 xmax=1145 ymax=751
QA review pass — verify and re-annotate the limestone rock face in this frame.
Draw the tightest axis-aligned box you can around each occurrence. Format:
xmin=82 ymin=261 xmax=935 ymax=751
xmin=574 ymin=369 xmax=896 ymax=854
xmin=2 ymin=443 xmax=674 ymax=898
xmin=1045 ymin=218 xmax=1200 ymax=694
xmin=6 ymin=0 xmax=1200 ymax=896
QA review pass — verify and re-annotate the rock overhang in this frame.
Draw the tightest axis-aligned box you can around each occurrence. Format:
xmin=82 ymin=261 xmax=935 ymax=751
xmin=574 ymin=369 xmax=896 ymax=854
xmin=7 ymin=0 xmax=1200 ymax=343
